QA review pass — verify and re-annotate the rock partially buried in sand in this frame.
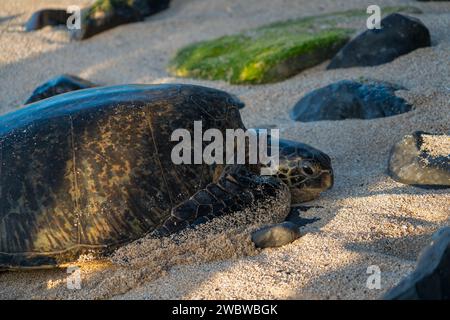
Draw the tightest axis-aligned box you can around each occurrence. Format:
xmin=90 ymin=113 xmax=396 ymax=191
xmin=327 ymin=13 xmax=430 ymax=69
xmin=251 ymin=222 xmax=301 ymax=248
xmin=290 ymin=80 xmax=411 ymax=122
xmin=25 ymin=74 xmax=96 ymax=104
xmin=384 ymin=227 xmax=450 ymax=300
xmin=70 ymin=0 xmax=171 ymax=40
xmin=25 ymin=9 xmax=70 ymax=31
xmin=388 ymin=131 xmax=450 ymax=188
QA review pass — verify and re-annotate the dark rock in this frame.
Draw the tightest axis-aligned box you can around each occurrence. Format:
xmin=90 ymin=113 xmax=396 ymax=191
xmin=70 ymin=0 xmax=171 ymax=40
xmin=290 ymin=79 xmax=411 ymax=122
xmin=388 ymin=131 xmax=450 ymax=188
xmin=384 ymin=227 xmax=450 ymax=300
xmin=251 ymin=222 xmax=301 ymax=249
xmin=327 ymin=13 xmax=431 ymax=69
xmin=25 ymin=9 xmax=70 ymax=31
xmin=25 ymin=74 xmax=96 ymax=104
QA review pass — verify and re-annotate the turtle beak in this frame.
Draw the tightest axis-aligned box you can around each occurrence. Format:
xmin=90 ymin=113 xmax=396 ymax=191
xmin=321 ymin=170 xmax=334 ymax=190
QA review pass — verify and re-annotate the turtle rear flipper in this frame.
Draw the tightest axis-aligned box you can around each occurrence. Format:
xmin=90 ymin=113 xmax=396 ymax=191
xmin=155 ymin=165 xmax=288 ymax=236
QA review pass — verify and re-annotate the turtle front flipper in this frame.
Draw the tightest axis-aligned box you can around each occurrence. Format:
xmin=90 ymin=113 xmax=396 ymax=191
xmin=154 ymin=165 xmax=288 ymax=236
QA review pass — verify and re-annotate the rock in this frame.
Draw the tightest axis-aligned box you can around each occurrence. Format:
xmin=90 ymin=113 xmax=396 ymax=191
xmin=388 ymin=131 xmax=450 ymax=188
xmin=251 ymin=222 xmax=301 ymax=249
xmin=290 ymin=79 xmax=411 ymax=122
xmin=384 ymin=227 xmax=450 ymax=300
xmin=70 ymin=0 xmax=171 ymax=40
xmin=25 ymin=9 xmax=70 ymax=31
xmin=328 ymin=13 xmax=431 ymax=69
xmin=25 ymin=74 xmax=96 ymax=104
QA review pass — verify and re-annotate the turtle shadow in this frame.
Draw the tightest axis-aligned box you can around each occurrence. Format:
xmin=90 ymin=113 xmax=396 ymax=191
xmin=285 ymin=205 xmax=322 ymax=227
xmin=284 ymin=199 xmax=342 ymax=240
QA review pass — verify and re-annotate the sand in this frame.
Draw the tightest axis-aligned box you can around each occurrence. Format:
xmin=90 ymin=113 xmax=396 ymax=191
xmin=421 ymin=133 xmax=450 ymax=158
xmin=0 ymin=0 xmax=449 ymax=300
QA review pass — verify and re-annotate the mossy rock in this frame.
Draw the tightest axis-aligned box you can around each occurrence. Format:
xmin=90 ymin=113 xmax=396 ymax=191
xmin=168 ymin=6 xmax=421 ymax=84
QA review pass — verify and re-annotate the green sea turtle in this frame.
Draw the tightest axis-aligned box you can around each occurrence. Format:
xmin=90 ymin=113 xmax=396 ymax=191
xmin=0 ymin=84 xmax=333 ymax=269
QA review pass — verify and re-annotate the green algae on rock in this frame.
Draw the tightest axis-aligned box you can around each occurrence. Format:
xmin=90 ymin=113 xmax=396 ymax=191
xmin=168 ymin=6 xmax=421 ymax=84
xmin=169 ymin=25 xmax=350 ymax=84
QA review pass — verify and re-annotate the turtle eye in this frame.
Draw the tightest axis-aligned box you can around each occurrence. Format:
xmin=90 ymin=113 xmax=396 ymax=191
xmin=300 ymin=162 xmax=316 ymax=176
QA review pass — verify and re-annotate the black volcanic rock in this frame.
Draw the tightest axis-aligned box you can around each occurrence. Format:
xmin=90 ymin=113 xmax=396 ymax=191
xmin=70 ymin=0 xmax=171 ymax=40
xmin=25 ymin=74 xmax=96 ymax=104
xmin=290 ymin=80 xmax=411 ymax=122
xmin=327 ymin=13 xmax=431 ymax=69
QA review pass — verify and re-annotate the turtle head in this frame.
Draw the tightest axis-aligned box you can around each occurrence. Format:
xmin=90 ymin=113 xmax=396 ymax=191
xmin=275 ymin=140 xmax=334 ymax=204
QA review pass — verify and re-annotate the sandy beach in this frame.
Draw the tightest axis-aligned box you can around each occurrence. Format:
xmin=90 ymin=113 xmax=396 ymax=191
xmin=0 ymin=0 xmax=449 ymax=299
